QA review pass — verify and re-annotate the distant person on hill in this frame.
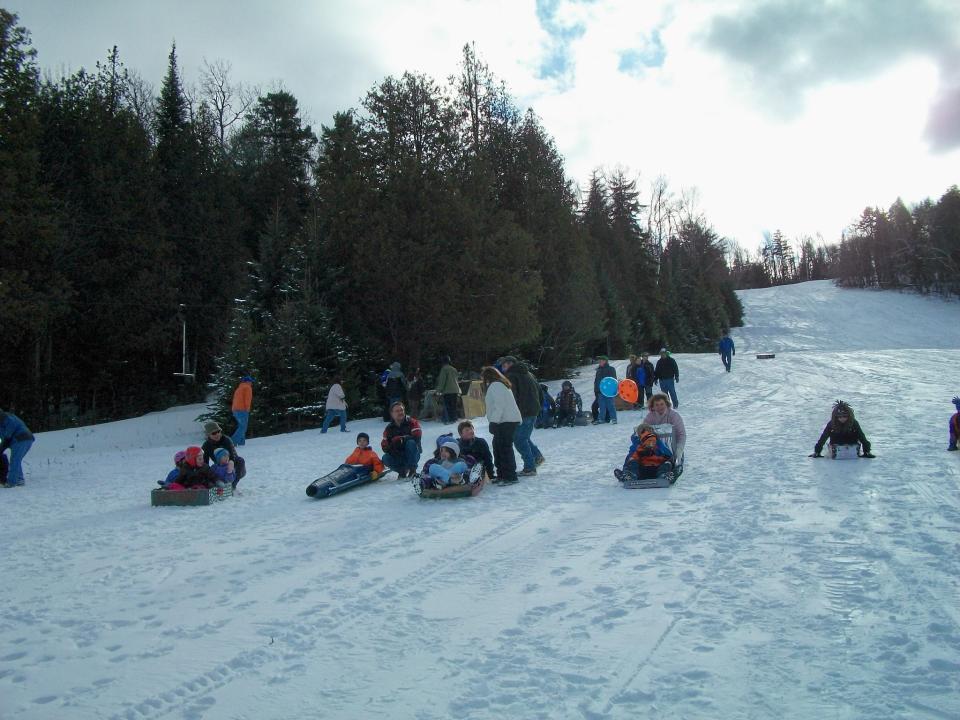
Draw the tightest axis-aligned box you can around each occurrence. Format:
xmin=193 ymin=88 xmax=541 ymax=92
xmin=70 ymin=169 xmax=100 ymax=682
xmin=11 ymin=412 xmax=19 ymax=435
xmin=638 ymin=352 xmax=656 ymax=404
xmin=948 ymin=397 xmax=960 ymax=451
xmin=406 ymin=369 xmax=424 ymax=418
xmin=435 ymin=355 xmax=461 ymax=424
xmin=384 ymin=362 xmax=408 ymax=412
xmin=654 ymin=349 xmax=680 ymax=408
xmin=231 ymin=376 xmax=254 ymax=446
xmin=593 ymin=356 xmax=618 ymax=425
xmin=0 ymin=409 xmax=34 ymax=488
xmin=321 ymin=378 xmax=348 ymax=433
xmin=718 ymin=331 xmax=735 ymax=373
xmin=810 ymin=400 xmax=874 ymax=458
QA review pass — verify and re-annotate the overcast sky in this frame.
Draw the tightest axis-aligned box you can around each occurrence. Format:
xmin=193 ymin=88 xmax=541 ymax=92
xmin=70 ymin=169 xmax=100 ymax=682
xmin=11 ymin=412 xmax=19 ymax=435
xmin=15 ymin=0 xmax=960 ymax=250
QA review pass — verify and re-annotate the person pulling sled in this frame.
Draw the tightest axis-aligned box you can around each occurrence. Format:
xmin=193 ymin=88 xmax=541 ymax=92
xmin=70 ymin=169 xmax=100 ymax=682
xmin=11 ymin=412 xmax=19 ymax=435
xmin=810 ymin=400 xmax=874 ymax=459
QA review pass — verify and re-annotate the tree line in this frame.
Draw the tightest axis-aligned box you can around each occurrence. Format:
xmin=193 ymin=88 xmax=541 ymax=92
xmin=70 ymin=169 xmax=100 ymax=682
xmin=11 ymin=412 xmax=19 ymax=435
xmin=1 ymin=11 xmax=742 ymax=434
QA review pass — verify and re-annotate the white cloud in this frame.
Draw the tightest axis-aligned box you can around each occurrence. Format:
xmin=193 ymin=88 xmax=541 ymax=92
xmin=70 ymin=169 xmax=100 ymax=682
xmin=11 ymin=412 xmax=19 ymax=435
xmin=18 ymin=0 xmax=960 ymax=250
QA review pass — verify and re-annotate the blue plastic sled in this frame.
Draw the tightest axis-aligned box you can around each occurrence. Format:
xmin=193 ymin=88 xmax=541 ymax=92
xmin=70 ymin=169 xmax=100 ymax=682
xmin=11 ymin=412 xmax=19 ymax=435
xmin=306 ymin=464 xmax=378 ymax=498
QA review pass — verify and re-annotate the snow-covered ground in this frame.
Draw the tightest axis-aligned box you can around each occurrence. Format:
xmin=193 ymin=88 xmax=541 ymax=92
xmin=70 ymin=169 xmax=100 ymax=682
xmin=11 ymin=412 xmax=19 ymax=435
xmin=2 ymin=280 xmax=959 ymax=720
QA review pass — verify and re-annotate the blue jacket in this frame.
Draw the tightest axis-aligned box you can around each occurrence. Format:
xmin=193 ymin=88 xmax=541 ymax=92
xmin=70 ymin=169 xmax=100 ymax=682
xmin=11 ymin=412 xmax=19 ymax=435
xmin=719 ymin=337 xmax=735 ymax=356
xmin=0 ymin=412 xmax=33 ymax=452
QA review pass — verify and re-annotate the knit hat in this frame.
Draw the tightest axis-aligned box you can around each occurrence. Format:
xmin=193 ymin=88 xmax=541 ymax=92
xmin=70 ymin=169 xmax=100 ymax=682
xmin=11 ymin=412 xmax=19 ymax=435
xmin=185 ymin=446 xmax=204 ymax=468
xmin=204 ymin=421 xmax=222 ymax=434
xmin=241 ymin=375 xmax=254 ymax=383
xmin=213 ymin=448 xmax=230 ymax=463
xmin=440 ymin=441 xmax=460 ymax=458
xmin=174 ymin=450 xmax=187 ymax=465
xmin=356 ymin=432 xmax=370 ymax=443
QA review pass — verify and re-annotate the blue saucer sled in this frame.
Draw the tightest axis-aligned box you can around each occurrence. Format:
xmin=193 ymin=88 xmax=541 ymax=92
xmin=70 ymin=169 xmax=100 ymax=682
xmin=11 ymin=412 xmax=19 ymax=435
xmin=306 ymin=464 xmax=380 ymax=499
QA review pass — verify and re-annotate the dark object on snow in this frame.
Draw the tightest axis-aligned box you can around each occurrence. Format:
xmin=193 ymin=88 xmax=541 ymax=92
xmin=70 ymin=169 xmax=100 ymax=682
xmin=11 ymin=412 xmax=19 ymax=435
xmin=151 ymin=486 xmax=232 ymax=506
xmin=0 ymin=451 xmax=8 ymax=484
xmin=306 ymin=464 xmax=378 ymax=498
xmin=756 ymin=353 xmax=776 ymax=359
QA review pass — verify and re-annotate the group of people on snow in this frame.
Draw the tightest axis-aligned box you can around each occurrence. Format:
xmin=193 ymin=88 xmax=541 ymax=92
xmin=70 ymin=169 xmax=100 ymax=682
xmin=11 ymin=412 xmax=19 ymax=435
xmin=158 ymin=421 xmax=247 ymax=491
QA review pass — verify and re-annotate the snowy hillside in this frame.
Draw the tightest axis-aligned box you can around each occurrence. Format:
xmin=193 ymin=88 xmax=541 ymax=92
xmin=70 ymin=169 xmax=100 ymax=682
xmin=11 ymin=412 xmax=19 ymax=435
xmin=2 ymin=280 xmax=959 ymax=720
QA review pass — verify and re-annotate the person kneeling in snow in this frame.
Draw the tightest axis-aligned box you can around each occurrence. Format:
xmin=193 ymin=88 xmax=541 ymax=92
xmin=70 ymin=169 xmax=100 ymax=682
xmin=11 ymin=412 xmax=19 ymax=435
xmin=948 ymin=397 xmax=960 ymax=451
xmin=424 ymin=440 xmax=470 ymax=489
xmin=614 ymin=424 xmax=673 ymax=482
xmin=381 ymin=402 xmax=423 ymax=478
xmin=344 ymin=432 xmax=385 ymax=479
xmin=810 ymin=400 xmax=874 ymax=458
xmin=554 ymin=381 xmax=582 ymax=428
xmin=211 ymin=448 xmax=238 ymax=489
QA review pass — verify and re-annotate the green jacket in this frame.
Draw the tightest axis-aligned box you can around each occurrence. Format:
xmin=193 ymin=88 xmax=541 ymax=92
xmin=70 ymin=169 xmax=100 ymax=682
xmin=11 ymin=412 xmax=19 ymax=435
xmin=435 ymin=364 xmax=461 ymax=395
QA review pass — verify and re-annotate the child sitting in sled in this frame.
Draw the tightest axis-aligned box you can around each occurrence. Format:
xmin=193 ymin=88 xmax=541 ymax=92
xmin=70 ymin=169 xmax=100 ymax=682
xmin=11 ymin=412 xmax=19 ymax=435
xmin=172 ymin=446 xmax=218 ymax=489
xmin=948 ymin=397 xmax=960 ymax=451
xmin=614 ymin=423 xmax=673 ymax=482
xmin=211 ymin=447 xmax=238 ymax=488
xmin=159 ymin=450 xmax=188 ymax=487
xmin=425 ymin=440 xmax=470 ymax=488
xmin=344 ymin=432 xmax=385 ymax=479
xmin=810 ymin=400 xmax=874 ymax=458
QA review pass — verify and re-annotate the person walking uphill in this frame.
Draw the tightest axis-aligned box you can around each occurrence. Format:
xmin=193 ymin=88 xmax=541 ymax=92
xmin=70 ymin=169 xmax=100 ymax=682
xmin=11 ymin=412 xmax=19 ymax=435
xmin=718 ymin=331 xmax=735 ymax=373
xmin=0 ymin=410 xmax=34 ymax=488
xmin=500 ymin=356 xmax=545 ymax=475
xmin=435 ymin=355 xmax=461 ymax=424
xmin=482 ymin=366 xmax=521 ymax=484
xmin=231 ymin=376 xmax=254 ymax=446
xmin=593 ymin=356 xmax=618 ymax=425
xmin=384 ymin=362 xmax=408 ymax=411
xmin=654 ymin=349 xmax=680 ymax=408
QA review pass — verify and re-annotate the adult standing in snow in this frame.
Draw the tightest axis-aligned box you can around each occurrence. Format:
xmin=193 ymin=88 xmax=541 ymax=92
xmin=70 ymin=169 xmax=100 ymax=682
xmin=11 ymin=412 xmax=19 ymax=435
xmin=384 ymin=362 xmax=408 ymax=412
xmin=593 ymin=356 xmax=618 ymax=425
xmin=457 ymin=420 xmax=495 ymax=480
xmin=718 ymin=331 xmax=735 ymax=373
xmin=654 ymin=349 xmax=680 ymax=409
xmin=406 ymin=369 xmax=424 ymax=418
xmin=231 ymin=376 xmax=254 ymax=446
xmin=381 ymin=402 xmax=423 ymax=478
xmin=321 ymin=378 xmax=348 ymax=433
xmin=643 ymin=394 xmax=686 ymax=464
xmin=638 ymin=352 xmax=656 ymax=405
xmin=435 ymin=355 xmax=461 ymax=424
xmin=0 ymin=409 xmax=33 ymax=488
xmin=500 ymin=356 xmax=545 ymax=475
xmin=482 ymin=366 xmax=521 ymax=484
xmin=810 ymin=400 xmax=874 ymax=458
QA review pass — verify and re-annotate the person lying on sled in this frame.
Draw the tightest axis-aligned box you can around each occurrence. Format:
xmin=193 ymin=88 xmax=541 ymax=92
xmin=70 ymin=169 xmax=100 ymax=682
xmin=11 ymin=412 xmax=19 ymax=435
xmin=614 ymin=423 xmax=673 ymax=482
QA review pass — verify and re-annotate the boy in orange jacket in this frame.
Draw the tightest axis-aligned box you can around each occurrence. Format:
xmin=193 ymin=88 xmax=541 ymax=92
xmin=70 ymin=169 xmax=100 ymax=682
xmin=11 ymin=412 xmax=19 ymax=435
xmin=345 ymin=432 xmax=385 ymax=479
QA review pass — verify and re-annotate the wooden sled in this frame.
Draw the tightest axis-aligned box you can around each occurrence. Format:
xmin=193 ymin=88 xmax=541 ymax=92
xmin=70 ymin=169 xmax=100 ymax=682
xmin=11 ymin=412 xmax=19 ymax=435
xmin=151 ymin=486 xmax=233 ymax=506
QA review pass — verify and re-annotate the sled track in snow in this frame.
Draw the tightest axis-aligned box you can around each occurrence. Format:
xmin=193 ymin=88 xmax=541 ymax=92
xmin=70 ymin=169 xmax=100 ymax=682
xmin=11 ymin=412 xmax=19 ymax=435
xmin=107 ymin=505 xmax=551 ymax=720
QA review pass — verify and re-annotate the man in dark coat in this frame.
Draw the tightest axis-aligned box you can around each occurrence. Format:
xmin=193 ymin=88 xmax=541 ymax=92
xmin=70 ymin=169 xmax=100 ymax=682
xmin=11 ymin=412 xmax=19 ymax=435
xmin=381 ymin=402 xmax=423 ymax=478
xmin=501 ymin=356 xmax=545 ymax=475
xmin=654 ymin=349 xmax=680 ymax=408
xmin=593 ymin=356 xmax=618 ymax=424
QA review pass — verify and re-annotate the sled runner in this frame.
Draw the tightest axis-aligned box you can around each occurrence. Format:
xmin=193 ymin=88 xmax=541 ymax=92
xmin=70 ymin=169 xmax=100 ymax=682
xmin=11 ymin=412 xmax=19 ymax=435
xmin=151 ymin=486 xmax=233 ymax=506
xmin=306 ymin=464 xmax=379 ymax=498
xmin=620 ymin=423 xmax=685 ymax=489
xmin=414 ymin=462 xmax=486 ymax=498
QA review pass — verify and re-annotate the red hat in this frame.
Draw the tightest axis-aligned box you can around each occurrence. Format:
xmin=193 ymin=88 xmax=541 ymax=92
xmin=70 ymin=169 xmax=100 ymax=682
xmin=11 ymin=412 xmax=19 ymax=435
xmin=185 ymin=446 xmax=204 ymax=468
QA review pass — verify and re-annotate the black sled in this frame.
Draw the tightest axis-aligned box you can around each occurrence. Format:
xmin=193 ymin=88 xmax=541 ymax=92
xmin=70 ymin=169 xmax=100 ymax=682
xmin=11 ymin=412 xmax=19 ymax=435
xmin=306 ymin=464 xmax=379 ymax=499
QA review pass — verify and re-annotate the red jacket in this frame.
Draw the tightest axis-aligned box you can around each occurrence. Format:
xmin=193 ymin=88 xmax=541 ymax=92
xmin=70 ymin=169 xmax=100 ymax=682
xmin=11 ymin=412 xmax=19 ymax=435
xmin=345 ymin=446 xmax=385 ymax=474
xmin=381 ymin=416 xmax=422 ymax=453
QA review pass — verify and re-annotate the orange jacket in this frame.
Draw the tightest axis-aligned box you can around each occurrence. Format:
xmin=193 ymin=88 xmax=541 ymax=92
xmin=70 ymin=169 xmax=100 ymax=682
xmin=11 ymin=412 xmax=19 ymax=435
xmin=232 ymin=382 xmax=253 ymax=412
xmin=630 ymin=432 xmax=671 ymax=467
xmin=345 ymin=446 xmax=384 ymax=474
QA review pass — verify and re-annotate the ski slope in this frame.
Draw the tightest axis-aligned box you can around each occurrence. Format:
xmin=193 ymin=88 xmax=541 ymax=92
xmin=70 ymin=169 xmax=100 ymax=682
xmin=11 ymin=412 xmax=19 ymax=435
xmin=2 ymin=280 xmax=959 ymax=720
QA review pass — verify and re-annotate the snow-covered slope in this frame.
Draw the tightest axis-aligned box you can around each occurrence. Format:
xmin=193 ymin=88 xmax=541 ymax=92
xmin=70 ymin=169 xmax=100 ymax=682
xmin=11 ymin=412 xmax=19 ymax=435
xmin=2 ymin=280 xmax=959 ymax=720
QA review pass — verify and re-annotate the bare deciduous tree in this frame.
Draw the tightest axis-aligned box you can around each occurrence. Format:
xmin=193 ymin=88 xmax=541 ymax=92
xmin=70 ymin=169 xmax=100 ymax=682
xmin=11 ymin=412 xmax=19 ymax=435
xmin=200 ymin=58 xmax=256 ymax=146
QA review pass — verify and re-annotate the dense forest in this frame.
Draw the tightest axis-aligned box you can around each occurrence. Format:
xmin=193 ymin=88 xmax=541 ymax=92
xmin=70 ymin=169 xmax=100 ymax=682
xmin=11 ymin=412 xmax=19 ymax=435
xmin=3 ymin=10 xmax=746 ymax=434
